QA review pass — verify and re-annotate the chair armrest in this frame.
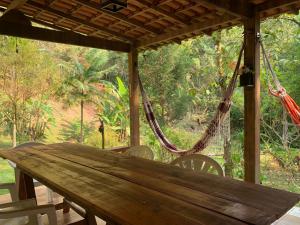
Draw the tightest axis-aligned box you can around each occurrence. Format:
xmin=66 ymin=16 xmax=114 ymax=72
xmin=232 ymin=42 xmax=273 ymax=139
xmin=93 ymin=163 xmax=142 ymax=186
xmin=0 ymin=183 xmax=18 ymax=202
xmin=109 ymin=146 xmax=130 ymax=153
xmin=0 ymin=183 xmax=15 ymax=190
xmin=0 ymin=202 xmax=57 ymax=225
xmin=0 ymin=198 xmax=36 ymax=209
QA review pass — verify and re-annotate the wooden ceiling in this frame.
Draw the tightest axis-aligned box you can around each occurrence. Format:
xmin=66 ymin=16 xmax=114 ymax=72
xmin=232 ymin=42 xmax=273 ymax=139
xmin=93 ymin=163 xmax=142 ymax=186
xmin=0 ymin=0 xmax=299 ymax=51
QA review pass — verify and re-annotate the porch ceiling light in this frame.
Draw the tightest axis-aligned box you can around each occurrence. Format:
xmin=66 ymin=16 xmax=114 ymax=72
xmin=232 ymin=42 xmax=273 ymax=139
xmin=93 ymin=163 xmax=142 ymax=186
xmin=100 ymin=0 xmax=127 ymax=13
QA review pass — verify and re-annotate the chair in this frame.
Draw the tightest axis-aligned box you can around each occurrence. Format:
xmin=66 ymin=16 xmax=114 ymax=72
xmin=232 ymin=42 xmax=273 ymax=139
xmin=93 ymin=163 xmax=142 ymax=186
xmin=124 ymin=145 xmax=154 ymax=160
xmin=171 ymin=154 xmax=224 ymax=176
xmin=0 ymin=198 xmax=57 ymax=225
xmin=11 ymin=142 xmax=54 ymax=203
xmin=0 ymin=173 xmax=57 ymax=225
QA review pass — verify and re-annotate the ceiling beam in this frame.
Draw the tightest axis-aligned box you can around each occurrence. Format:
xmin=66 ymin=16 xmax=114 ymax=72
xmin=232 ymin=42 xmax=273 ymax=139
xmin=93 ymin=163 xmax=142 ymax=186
xmin=137 ymin=14 xmax=237 ymax=49
xmin=192 ymin=0 xmax=253 ymax=18
xmin=73 ymin=0 xmax=161 ymax=35
xmin=26 ymin=0 xmax=135 ymax=43
xmin=256 ymin=0 xmax=300 ymax=13
xmin=134 ymin=0 xmax=190 ymax=26
xmin=2 ymin=0 xmax=28 ymax=15
xmin=0 ymin=21 xmax=131 ymax=52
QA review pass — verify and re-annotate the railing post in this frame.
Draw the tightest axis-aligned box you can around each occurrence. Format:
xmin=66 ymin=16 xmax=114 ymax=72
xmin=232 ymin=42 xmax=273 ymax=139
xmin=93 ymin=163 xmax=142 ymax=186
xmin=243 ymin=11 xmax=260 ymax=184
xmin=128 ymin=47 xmax=140 ymax=146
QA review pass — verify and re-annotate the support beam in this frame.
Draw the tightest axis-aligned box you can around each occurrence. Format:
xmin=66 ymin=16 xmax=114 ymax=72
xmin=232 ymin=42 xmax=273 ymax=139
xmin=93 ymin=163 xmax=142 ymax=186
xmin=26 ymin=0 xmax=134 ymax=43
xmin=73 ymin=0 xmax=161 ymax=35
xmin=137 ymin=14 xmax=237 ymax=49
xmin=192 ymin=0 xmax=253 ymax=18
xmin=2 ymin=0 xmax=28 ymax=15
xmin=128 ymin=47 xmax=140 ymax=146
xmin=0 ymin=21 xmax=131 ymax=52
xmin=243 ymin=12 xmax=260 ymax=184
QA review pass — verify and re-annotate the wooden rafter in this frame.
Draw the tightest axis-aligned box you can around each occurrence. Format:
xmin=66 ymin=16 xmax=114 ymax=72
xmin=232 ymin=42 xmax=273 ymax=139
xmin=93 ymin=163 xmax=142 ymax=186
xmin=0 ymin=21 xmax=131 ymax=52
xmin=256 ymin=0 xmax=300 ymax=12
xmin=137 ymin=14 xmax=237 ymax=48
xmin=192 ymin=0 xmax=253 ymax=18
xmin=26 ymin=0 xmax=135 ymax=43
xmin=73 ymin=0 xmax=161 ymax=35
xmin=2 ymin=0 xmax=28 ymax=15
xmin=134 ymin=0 xmax=190 ymax=26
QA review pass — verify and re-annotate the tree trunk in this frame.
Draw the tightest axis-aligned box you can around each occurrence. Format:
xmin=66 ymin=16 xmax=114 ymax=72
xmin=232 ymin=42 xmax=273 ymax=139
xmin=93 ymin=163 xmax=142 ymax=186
xmin=12 ymin=119 xmax=17 ymax=147
xmin=215 ymin=31 xmax=233 ymax=177
xmin=12 ymin=101 xmax=17 ymax=147
xmin=12 ymin=65 xmax=17 ymax=148
xmin=282 ymin=109 xmax=288 ymax=150
xmin=80 ymin=99 xmax=84 ymax=144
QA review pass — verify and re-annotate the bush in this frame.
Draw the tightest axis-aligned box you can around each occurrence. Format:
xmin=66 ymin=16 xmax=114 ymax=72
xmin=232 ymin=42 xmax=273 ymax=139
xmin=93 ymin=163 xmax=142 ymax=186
xmin=85 ymin=127 xmax=126 ymax=149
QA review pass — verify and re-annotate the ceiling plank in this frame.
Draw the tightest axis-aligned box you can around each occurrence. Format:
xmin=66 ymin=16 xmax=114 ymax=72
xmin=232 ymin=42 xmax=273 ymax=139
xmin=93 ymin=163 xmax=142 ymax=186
xmin=192 ymin=0 xmax=253 ymax=18
xmin=73 ymin=0 xmax=161 ymax=35
xmin=137 ymin=14 xmax=237 ymax=49
xmin=0 ymin=21 xmax=131 ymax=52
xmin=134 ymin=0 xmax=190 ymax=26
xmin=26 ymin=0 xmax=135 ymax=43
xmin=256 ymin=0 xmax=300 ymax=12
xmin=2 ymin=0 xmax=28 ymax=15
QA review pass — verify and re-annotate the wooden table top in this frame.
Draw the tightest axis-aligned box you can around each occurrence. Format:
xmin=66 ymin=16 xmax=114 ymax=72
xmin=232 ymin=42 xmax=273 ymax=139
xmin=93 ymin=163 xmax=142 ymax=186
xmin=0 ymin=143 xmax=299 ymax=225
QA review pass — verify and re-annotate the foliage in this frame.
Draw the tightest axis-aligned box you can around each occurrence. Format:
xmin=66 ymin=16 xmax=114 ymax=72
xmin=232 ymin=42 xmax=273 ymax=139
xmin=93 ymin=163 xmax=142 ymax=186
xmin=0 ymin=14 xmax=300 ymax=197
xmin=97 ymin=76 xmax=129 ymax=142
xmin=0 ymin=37 xmax=58 ymax=146
xmin=59 ymin=120 xmax=94 ymax=143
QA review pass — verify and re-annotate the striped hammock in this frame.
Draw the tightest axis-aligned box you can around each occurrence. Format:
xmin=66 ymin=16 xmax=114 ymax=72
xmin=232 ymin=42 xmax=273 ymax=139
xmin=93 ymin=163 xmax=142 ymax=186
xmin=139 ymin=43 xmax=245 ymax=156
xmin=261 ymin=41 xmax=300 ymax=127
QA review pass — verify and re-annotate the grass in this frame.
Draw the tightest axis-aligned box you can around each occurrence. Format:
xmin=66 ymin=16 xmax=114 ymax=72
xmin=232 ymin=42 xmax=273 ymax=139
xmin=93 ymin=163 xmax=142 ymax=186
xmin=0 ymin=159 xmax=15 ymax=195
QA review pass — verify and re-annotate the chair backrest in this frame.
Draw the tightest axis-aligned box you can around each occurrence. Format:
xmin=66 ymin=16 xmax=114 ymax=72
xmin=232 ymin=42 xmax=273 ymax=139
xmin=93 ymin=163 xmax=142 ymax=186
xmin=124 ymin=145 xmax=154 ymax=160
xmin=171 ymin=154 xmax=224 ymax=176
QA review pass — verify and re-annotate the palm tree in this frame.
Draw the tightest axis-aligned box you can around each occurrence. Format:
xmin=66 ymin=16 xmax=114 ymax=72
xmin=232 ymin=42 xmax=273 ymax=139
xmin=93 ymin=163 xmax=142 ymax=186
xmin=57 ymin=49 xmax=104 ymax=143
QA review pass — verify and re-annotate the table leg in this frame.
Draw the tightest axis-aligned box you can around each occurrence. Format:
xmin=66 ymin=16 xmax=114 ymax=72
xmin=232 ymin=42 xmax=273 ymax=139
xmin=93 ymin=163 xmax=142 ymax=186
xmin=85 ymin=211 xmax=97 ymax=225
xmin=18 ymin=171 xmax=36 ymax=200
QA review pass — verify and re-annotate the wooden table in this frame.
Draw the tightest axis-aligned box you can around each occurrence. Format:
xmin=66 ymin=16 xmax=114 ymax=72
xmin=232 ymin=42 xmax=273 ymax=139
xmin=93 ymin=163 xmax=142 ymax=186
xmin=0 ymin=143 xmax=299 ymax=225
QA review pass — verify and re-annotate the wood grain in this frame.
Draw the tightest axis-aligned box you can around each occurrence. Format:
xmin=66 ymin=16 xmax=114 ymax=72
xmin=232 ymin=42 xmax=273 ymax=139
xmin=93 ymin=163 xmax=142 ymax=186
xmin=1 ymin=143 xmax=299 ymax=225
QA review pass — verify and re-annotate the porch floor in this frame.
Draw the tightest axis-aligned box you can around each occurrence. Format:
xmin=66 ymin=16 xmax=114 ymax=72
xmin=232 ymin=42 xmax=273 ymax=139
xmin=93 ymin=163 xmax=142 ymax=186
xmin=0 ymin=186 xmax=105 ymax=225
xmin=0 ymin=185 xmax=299 ymax=225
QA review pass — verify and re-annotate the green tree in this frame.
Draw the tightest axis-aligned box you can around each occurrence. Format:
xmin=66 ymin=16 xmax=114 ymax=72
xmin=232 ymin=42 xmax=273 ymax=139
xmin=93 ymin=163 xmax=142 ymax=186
xmin=0 ymin=37 xmax=58 ymax=146
xmin=57 ymin=48 xmax=104 ymax=143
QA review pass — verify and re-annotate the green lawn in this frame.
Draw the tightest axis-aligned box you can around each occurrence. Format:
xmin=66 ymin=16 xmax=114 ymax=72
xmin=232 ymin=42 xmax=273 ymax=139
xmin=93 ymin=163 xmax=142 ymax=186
xmin=0 ymin=158 xmax=15 ymax=195
xmin=0 ymin=137 xmax=14 ymax=195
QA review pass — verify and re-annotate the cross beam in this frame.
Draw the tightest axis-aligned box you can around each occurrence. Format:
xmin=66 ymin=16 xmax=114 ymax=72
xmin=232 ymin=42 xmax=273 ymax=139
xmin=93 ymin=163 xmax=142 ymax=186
xmin=0 ymin=21 xmax=131 ymax=52
xmin=192 ymin=0 xmax=253 ymax=18
xmin=256 ymin=0 xmax=300 ymax=12
xmin=2 ymin=0 xmax=28 ymax=15
xmin=137 ymin=14 xmax=237 ymax=49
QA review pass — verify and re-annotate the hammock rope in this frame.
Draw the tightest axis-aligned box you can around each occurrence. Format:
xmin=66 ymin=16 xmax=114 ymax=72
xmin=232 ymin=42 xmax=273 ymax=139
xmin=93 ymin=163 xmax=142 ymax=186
xmin=260 ymin=40 xmax=300 ymax=127
xmin=139 ymin=42 xmax=245 ymax=156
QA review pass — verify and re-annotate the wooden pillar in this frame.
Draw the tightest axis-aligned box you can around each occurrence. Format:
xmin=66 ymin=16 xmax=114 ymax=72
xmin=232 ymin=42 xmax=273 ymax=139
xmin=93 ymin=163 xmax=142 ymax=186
xmin=128 ymin=47 xmax=140 ymax=146
xmin=243 ymin=12 xmax=260 ymax=184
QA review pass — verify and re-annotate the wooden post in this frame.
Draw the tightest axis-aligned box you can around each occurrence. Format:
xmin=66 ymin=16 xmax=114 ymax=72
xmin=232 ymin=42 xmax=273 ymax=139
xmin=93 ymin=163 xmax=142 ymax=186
xmin=128 ymin=47 xmax=140 ymax=146
xmin=243 ymin=12 xmax=260 ymax=184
